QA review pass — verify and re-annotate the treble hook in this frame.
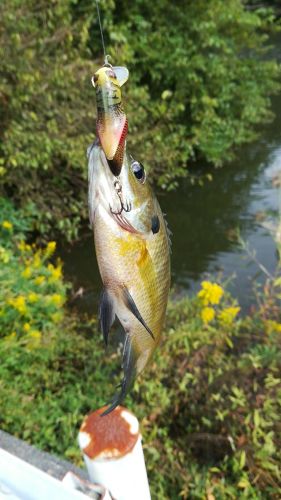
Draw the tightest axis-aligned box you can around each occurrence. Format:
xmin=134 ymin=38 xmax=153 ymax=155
xmin=110 ymin=180 xmax=132 ymax=215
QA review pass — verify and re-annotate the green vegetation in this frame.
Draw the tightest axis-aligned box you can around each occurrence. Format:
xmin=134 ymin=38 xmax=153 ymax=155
xmin=0 ymin=199 xmax=107 ymax=452
xmin=1 ymin=1 xmax=281 ymax=497
xmin=0 ymin=0 xmax=280 ymax=238
xmin=0 ymin=199 xmax=66 ymax=345
xmin=0 ymin=199 xmax=281 ymax=498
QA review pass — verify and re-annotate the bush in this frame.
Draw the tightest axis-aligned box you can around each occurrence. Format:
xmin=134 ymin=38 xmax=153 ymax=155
xmin=138 ymin=284 xmax=281 ymax=498
xmin=0 ymin=197 xmax=118 ymax=457
xmin=0 ymin=198 xmax=67 ymax=347
xmin=1 ymin=205 xmax=280 ymax=500
xmin=0 ymin=0 xmax=280 ymax=239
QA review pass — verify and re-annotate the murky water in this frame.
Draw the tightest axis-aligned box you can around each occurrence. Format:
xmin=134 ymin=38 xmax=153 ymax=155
xmin=60 ymin=41 xmax=281 ymax=315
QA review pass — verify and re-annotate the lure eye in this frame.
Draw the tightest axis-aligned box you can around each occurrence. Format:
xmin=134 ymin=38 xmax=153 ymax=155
xmin=131 ymin=161 xmax=146 ymax=183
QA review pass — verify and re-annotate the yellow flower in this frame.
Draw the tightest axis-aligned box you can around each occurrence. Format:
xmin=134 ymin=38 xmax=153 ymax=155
xmin=34 ymin=275 xmax=45 ymax=286
xmin=2 ymin=220 xmax=13 ymax=230
xmin=50 ymin=293 xmax=64 ymax=306
xmin=28 ymin=292 xmax=39 ymax=303
xmin=47 ymin=263 xmax=62 ymax=281
xmin=23 ymin=322 xmax=31 ymax=332
xmin=265 ymin=320 xmax=281 ymax=334
xmin=53 ymin=266 xmax=62 ymax=280
xmin=33 ymin=252 xmax=41 ymax=268
xmin=201 ymin=306 xmax=215 ymax=324
xmin=9 ymin=296 xmax=27 ymax=314
xmin=198 ymin=281 xmax=224 ymax=306
xmin=218 ymin=306 xmax=240 ymax=326
xmin=18 ymin=241 xmax=25 ymax=251
xmin=18 ymin=241 xmax=31 ymax=252
xmin=22 ymin=266 xmax=32 ymax=279
xmin=46 ymin=241 xmax=56 ymax=255
xmin=29 ymin=330 xmax=41 ymax=339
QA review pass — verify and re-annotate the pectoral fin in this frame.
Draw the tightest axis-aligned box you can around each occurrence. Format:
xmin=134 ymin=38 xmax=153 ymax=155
xmin=151 ymin=215 xmax=160 ymax=234
xmin=101 ymin=334 xmax=136 ymax=416
xmin=122 ymin=287 xmax=155 ymax=340
xmin=99 ymin=288 xmax=115 ymax=346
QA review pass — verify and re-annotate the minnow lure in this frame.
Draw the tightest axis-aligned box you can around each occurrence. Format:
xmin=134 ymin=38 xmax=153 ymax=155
xmin=89 ymin=64 xmax=170 ymax=415
xmin=92 ymin=64 xmax=129 ymax=176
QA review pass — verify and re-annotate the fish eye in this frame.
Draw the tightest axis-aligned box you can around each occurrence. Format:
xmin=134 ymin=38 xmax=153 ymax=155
xmin=131 ymin=161 xmax=146 ymax=183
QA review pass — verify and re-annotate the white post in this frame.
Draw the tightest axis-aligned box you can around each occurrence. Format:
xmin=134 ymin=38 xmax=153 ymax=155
xmin=78 ymin=406 xmax=151 ymax=500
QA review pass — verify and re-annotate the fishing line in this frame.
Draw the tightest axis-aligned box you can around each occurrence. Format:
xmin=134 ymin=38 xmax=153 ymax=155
xmin=95 ymin=0 xmax=108 ymax=65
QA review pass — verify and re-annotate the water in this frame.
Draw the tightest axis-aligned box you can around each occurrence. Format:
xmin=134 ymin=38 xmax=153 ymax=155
xmin=60 ymin=52 xmax=281 ymax=315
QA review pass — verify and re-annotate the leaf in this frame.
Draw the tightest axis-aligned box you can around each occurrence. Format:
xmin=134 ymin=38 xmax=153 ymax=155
xmin=254 ymin=409 xmax=260 ymax=429
xmin=239 ymin=450 xmax=246 ymax=469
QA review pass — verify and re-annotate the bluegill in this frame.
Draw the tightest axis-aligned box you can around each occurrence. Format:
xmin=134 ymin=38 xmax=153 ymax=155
xmin=89 ymin=64 xmax=170 ymax=414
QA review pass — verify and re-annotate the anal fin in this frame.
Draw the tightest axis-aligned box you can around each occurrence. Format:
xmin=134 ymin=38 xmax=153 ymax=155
xmin=122 ymin=287 xmax=155 ymax=340
xmin=99 ymin=288 xmax=115 ymax=346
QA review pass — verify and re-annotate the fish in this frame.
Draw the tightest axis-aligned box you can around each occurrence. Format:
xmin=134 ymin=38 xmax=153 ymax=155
xmin=91 ymin=64 xmax=129 ymax=177
xmin=89 ymin=64 xmax=170 ymax=415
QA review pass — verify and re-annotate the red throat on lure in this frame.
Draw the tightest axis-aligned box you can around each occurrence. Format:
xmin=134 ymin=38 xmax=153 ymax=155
xmin=92 ymin=65 xmax=129 ymax=176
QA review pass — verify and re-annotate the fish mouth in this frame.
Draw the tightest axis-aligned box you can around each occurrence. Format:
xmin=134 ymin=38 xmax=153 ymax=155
xmin=107 ymin=157 xmax=122 ymax=177
xmin=111 ymin=212 xmax=138 ymax=233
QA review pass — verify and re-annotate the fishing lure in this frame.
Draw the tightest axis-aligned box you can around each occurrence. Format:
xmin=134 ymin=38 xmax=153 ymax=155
xmin=92 ymin=64 xmax=129 ymax=176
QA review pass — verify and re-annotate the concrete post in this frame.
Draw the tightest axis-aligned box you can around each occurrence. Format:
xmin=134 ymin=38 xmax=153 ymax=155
xmin=78 ymin=406 xmax=151 ymax=500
